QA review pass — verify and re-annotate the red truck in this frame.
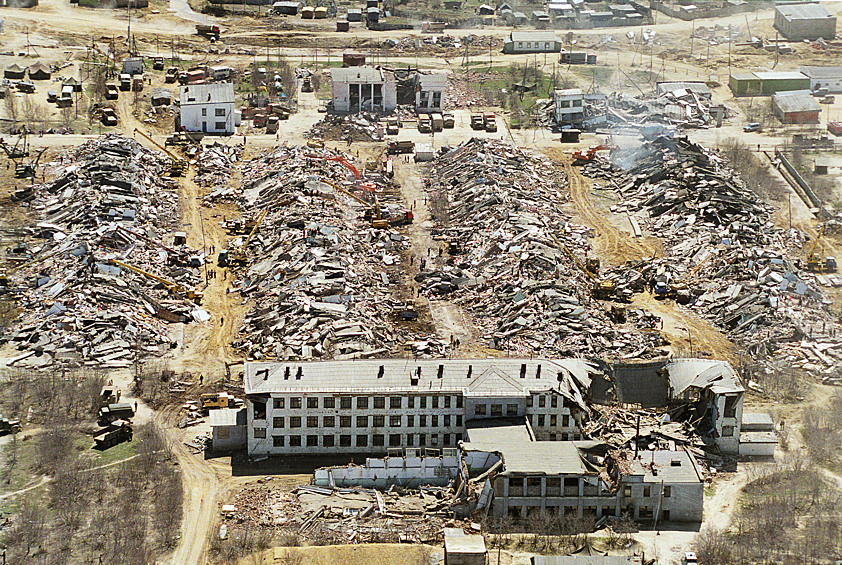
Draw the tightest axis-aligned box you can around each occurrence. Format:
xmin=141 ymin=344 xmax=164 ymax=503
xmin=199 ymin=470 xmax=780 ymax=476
xmin=829 ymin=121 xmax=842 ymax=137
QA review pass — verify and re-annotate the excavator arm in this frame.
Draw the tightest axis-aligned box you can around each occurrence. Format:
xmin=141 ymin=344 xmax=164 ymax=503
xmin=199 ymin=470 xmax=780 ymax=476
xmin=133 ymin=128 xmax=188 ymax=176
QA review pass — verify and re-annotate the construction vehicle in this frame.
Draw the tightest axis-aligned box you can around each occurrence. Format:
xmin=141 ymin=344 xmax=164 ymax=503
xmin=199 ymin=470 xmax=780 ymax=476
xmin=94 ymin=420 xmax=133 ymax=449
xmin=365 ymin=147 xmax=388 ymax=175
xmin=105 ymin=83 xmax=119 ymax=100
xmin=132 ymin=75 xmax=144 ymax=92
xmin=806 ymin=224 xmax=838 ymax=273
xmin=484 ymin=112 xmax=497 ymax=132
xmin=431 ymin=113 xmax=444 ymax=132
xmin=119 ymin=73 xmax=132 ymax=91
xmin=585 ymin=258 xmax=600 ymax=274
xmin=829 ymin=121 xmax=842 ymax=137
xmin=100 ymin=385 xmax=121 ymax=407
xmin=98 ymin=403 xmax=135 ymax=426
xmin=230 ymin=207 xmax=269 ymax=266
xmin=165 ymin=131 xmax=205 ymax=146
xmin=266 ymin=115 xmax=280 ymax=134
xmin=100 ymin=107 xmax=118 ymax=127
xmin=196 ymin=23 xmax=221 ymax=41
xmin=116 ymin=225 xmax=189 ymax=266
xmin=306 ymin=137 xmax=325 ymax=149
xmin=152 ymin=57 xmax=165 ymax=71
xmin=394 ymin=302 xmax=418 ymax=321
xmin=301 ymin=76 xmax=313 ymax=92
xmin=388 ymin=140 xmax=415 ymax=154
xmin=442 ymin=112 xmax=455 ymax=128
xmin=0 ymin=130 xmax=29 ymax=160
xmin=417 ymin=113 xmax=432 ymax=133
xmin=572 ymin=144 xmax=614 ymax=165
xmin=0 ymin=416 xmax=21 ymax=435
xmin=133 ymin=128 xmax=188 ymax=176
xmin=253 ymin=113 xmax=267 ymax=128
xmin=111 ymin=259 xmax=203 ymax=303
xmin=385 ymin=117 xmax=399 ymax=135
xmin=470 ymin=113 xmax=484 ymax=130
xmin=307 ymin=154 xmax=361 ymax=180
xmin=547 ymin=231 xmax=620 ymax=301
xmin=320 ymin=178 xmax=412 ymax=229
xmin=165 ymin=67 xmax=178 ymax=83
xmin=201 ymin=392 xmax=242 ymax=413
xmin=14 ymin=147 xmax=46 ymax=179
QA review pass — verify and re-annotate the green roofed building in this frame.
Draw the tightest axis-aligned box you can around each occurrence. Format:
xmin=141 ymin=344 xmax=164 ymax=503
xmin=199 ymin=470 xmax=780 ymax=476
xmin=729 ymin=71 xmax=811 ymax=96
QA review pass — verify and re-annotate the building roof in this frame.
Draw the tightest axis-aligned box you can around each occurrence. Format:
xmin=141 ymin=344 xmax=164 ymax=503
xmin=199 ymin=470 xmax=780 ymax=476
xmin=730 ymin=72 xmax=757 ymax=81
xmin=775 ymin=2 xmax=833 ymax=20
xmin=443 ymin=528 xmax=487 ymax=555
xmin=554 ymin=88 xmax=584 ymax=97
xmin=741 ymin=412 xmax=774 ymax=428
xmin=666 ymin=359 xmax=744 ymax=395
xmin=209 ymin=408 xmax=246 ymax=427
xmin=799 ymin=66 xmax=842 ymax=80
xmin=464 ymin=419 xmax=534 ymax=447
xmin=631 ymin=450 xmax=702 ymax=483
xmin=28 ymin=62 xmax=50 ymax=75
xmin=753 ymin=71 xmax=808 ymax=81
xmin=739 ymin=431 xmax=778 ymax=444
xmin=656 ymin=81 xmax=711 ymax=97
xmin=180 ymin=83 xmax=235 ymax=105
xmin=510 ymin=31 xmax=557 ymax=42
xmin=244 ymin=358 xmax=597 ymax=410
xmin=330 ymin=66 xmax=385 ymax=83
xmin=498 ymin=440 xmax=588 ymax=475
xmin=772 ymin=90 xmax=822 ymax=113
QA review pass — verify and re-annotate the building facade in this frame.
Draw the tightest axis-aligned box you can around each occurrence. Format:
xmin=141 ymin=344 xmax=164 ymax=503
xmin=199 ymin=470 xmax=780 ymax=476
xmin=243 ymin=359 xmax=594 ymax=457
xmin=330 ymin=67 xmax=397 ymax=113
xmin=774 ymin=3 xmax=837 ymax=41
xmin=729 ymin=71 xmax=811 ymax=96
xmin=415 ymin=73 xmax=447 ymax=112
xmin=800 ymin=66 xmax=842 ymax=93
xmin=503 ymin=31 xmax=560 ymax=54
xmin=179 ymin=83 xmax=238 ymax=135
xmin=772 ymin=90 xmax=822 ymax=124
xmin=553 ymin=88 xmax=584 ymax=126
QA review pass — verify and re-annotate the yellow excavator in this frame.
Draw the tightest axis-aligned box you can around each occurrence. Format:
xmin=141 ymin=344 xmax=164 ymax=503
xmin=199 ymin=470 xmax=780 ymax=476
xmin=365 ymin=147 xmax=388 ymax=174
xmin=111 ymin=259 xmax=203 ymax=304
xmin=318 ymin=178 xmax=412 ymax=229
xmin=806 ymin=224 xmax=837 ymax=273
xmin=654 ymin=252 xmax=715 ymax=300
xmin=230 ymin=207 xmax=269 ymax=266
xmin=546 ymin=231 xmax=618 ymax=300
xmin=133 ymin=128 xmax=189 ymax=177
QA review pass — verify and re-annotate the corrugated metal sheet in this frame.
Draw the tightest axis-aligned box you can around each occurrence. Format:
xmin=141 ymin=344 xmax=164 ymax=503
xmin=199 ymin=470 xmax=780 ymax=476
xmin=772 ymin=90 xmax=822 ymax=113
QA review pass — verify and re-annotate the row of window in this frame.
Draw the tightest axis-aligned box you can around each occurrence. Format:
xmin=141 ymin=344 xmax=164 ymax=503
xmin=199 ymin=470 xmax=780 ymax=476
xmin=200 ymin=108 xmax=227 ymax=116
xmin=271 ymin=395 xmax=464 ymax=411
xmin=254 ymin=431 xmax=464 ymax=448
xmin=271 ymin=414 xmax=465 ymax=429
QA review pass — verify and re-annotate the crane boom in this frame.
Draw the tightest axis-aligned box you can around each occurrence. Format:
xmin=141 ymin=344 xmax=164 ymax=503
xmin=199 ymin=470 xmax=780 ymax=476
xmin=111 ymin=259 xmax=181 ymax=293
xmin=319 ymin=178 xmax=374 ymax=210
xmin=306 ymin=154 xmax=361 ymax=180
xmin=116 ymin=225 xmax=186 ymax=262
xmin=807 ymin=224 xmax=825 ymax=262
xmin=133 ymin=128 xmax=188 ymax=175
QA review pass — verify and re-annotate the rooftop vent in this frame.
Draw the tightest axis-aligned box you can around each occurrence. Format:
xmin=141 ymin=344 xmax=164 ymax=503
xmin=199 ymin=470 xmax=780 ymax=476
xmin=258 ymin=368 xmax=269 ymax=381
xmin=467 ymin=365 xmax=473 ymax=378
xmin=536 ymin=364 xmax=542 ymax=379
xmin=284 ymin=367 xmax=290 ymax=380
xmin=671 ymin=460 xmax=682 ymax=467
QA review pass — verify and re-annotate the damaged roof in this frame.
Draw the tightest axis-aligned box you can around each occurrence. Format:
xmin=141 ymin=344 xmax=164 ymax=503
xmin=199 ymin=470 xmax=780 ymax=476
xmin=772 ymin=90 xmax=822 ymax=113
xmin=666 ymin=359 xmax=743 ymax=396
xmin=631 ymin=450 xmax=703 ymax=483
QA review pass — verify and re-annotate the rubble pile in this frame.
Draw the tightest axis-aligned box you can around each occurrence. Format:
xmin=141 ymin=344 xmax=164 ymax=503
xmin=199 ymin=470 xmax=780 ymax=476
xmin=191 ymin=142 xmax=242 ymax=189
xmin=582 ymin=136 xmax=842 ymax=384
xmin=218 ymin=146 xmax=437 ymax=360
xmin=605 ymin=91 xmax=726 ymax=129
xmin=306 ymin=112 xmax=383 ymax=142
xmin=444 ymin=72 xmax=500 ymax=108
xmin=1 ymin=135 xmax=205 ymax=369
xmin=420 ymin=138 xmax=669 ymax=359
xmin=382 ymin=34 xmax=502 ymax=55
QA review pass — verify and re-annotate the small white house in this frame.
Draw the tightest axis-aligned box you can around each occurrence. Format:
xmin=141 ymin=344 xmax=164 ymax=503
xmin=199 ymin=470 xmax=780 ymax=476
xmin=800 ymin=66 xmax=842 ymax=93
xmin=179 ymin=83 xmax=239 ymax=135
xmin=739 ymin=412 xmax=777 ymax=458
xmin=553 ymin=88 xmax=584 ymax=126
xmin=210 ymin=408 xmax=247 ymax=451
xmin=503 ymin=31 xmax=560 ymax=54
xmin=330 ymin=67 xmax=397 ymax=113
xmin=415 ymin=72 xmax=447 ymax=112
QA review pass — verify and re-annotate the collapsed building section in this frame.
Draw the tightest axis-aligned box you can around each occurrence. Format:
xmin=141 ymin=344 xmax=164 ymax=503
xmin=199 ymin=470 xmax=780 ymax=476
xmin=1 ymin=135 xmax=205 ymax=369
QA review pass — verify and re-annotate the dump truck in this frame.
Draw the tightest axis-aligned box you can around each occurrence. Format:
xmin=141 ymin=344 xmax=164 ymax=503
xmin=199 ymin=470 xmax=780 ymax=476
xmin=105 ymin=83 xmax=119 ymax=100
xmin=484 ymin=112 xmax=497 ymax=132
xmin=385 ymin=117 xmax=399 ymax=135
xmin=100 ymin=385 xmax=121 ymax=406
xmin=301 ymin=76 xmax=313 ymax=92
xmin=165 ymin=67 xmax=178 ymax=83
xmin=253 ymin=113 xmax=267 ymax=127
xmin=442 ymin=112 xmax=455 ymax=128
xmin=470 ymin=113 xmax=484 ymax=130
xmin=196 ymin=24 xmax=221 ymax=41
xmin=119 ymin=73 xmax=131 ymax=91
xmin=201 ymin=392 xmax=241 ymax=413
xmin=387 ymin=140 xmax=415 ymax=154
xmin=431 ymin=113 xmax=444 ymax=132
xmin=417 ymin=113 xmax=432 ymax=133
xmin=132 ymin=75 xmax=144 ymax=92
xmin=266 ymin=115 xmax=280 ymax=134
xmin=94 ymin=420 xmax=133 ymax=449
xmin=98 ymin=403 xmax=135 ymax=426
xmin=101 ymin=107 xmax=118 ymax=126
xmin=153 ymin=57 xmax=165 ymax=71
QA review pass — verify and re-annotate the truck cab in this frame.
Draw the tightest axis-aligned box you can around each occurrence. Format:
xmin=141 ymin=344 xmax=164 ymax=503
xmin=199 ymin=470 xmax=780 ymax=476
xmin=417 ymin=113 xmax=432 ymax=133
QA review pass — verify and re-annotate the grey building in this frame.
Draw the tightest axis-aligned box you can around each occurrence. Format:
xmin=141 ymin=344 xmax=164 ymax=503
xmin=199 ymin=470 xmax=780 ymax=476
xmin=800 ymin=66 xmax=842 ymax=93
xmin=774 ymin=3 xmax=837 ymax=41
xmin=503 ymin=31 xmax=560 ymax=54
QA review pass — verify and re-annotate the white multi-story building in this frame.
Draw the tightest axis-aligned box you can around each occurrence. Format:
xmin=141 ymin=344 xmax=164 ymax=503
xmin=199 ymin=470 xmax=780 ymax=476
xmin=330 ymin=67 xmax=397 ymax=113
xmin=178 ymin=83 xmax=238 ymax=135
xmin=243 ymin=358 xmax=595 ymax=457
xmin=415 ymin=72 xmax=447 ymax=113
xmin=553 ymin=88 xmax=584 ymax=126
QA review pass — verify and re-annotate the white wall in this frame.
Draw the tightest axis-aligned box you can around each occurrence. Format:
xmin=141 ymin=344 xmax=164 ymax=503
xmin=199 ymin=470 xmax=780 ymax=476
xmin=180 ymin=101 xmax=236 ymax=134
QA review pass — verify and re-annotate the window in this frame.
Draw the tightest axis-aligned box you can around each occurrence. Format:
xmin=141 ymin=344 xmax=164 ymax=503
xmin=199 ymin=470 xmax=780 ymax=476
xmin=254 ymin=428 xmax=266 ymax=439
xmin=407 ymin=415 xmax=414 ymax=427
xmin=373 ymin=415 xmax=385 ymax=427
xmin=724 ymin=395 xmax=738 ymax=418
xmin=456 ymin=433 xmax=463 ymax=442
xmin=340 ymin=416 xmax=351 ymax=428
xmin=273 ymin=417 xmax=284 ymax=428
xmin=491 ymin=404 xmax=502 ymax=416
xmin=431 ymin=415 xmax=438 ymax=427
xmin=526 ymin=396 xmax=533 ymax=407
xmin=444 ymin=415 xmax=450 ymax=426
xmin=432 ymin=397 xmax=439 ymax=409
xmin=420 ymin=415 xmax=427 ymax=427
xmin=722 ymin=425 xmax=735 ymax=437
xmin=539 ymin=396 xmax=546 ymax=408
xmin=323 ymin=435 xmax=335 ymax=447
xmin=307 ymin=435 xmax=318 ymax=447
xmin=290 ymin=416 xmax=301 ymax=428
xmin=356 ymin=416 xmax=368 ymax=428
xmin=357 ymin=397 xmax=368 ymax=409
xmin=374 ymin=397 xmax=385 ymax=409
xmin=356 ymin=435 xmax=368 ymax=447
xmin=323 ymin=416 xmax=335 ymax=427
xmin=408 ymin=397 xmax=415 ymax=408
xmin=664 ymin=486 xmax=671 ymax=498
xmin=339 ymin=434 xmax=351 ymax=447
xmin=623 ymin=486 xmax=632 ymax=498
xmin=456 ymin=396 xmax=463 ymax=408
xmin=253 ymin=401 xmax=266 ymax=420
xmin=273 ymin=436 xmax=284 ymax=447
xmin=324 ymin=397 xmax=335 ymax=409
xmin=550 ymin=415 xmax=557 ymax=427
xmin=537 ymin=415 xmax=545 ymax=427
xmin=419 ymin=434 xmax=426 ymax=446
xmin=390 ymin=397 xmax=402 ymax=409
xmin=307 ymin=397 xmax=319 ymax=409
xmin=273 ymin=398 xmax=285 ymax=409
xmin=289 ymin=435 xmax=301 ymax=447
xmin=643 ymin=486 xmax=651 ymax=498
xmin=456 ymin=416 xmax=462 ymax=427
xmin=373 ymin=434 xmax=385 ymax=446
xmin=506 ymin=404 xmax=518 ymax=416
xmin=407 ymin=434 xmax=414 ymax=446
xmin=201 ymin=108 xmax=207 ymax=116
xmin=390 ymin=415 xmax=402 ymax=427
xmin=562 ymin=415 xmax=570 ymax=427
xmin=430 ymin=434 xmax=438 ymax=446
xmin=215 ymin=122 xmax=226 ymax=130
xmin=444 ymin=396 xmax=451 ymax=409
xmin=475 ymin=404 xmax=487 ymax=416
xmin=307 ymin=416 xmax=318 ymax=428
xmin=214 ymin=108 xmax=225 ymax=116
xmin=340 ymin=397 xmax=352 ymax=409
xmin=551 ymin=396 xmax=557 ymax=408
xmin=290 ymin=397 xmax=302 ymax=409
xmin=420 ymin=396 xmax=427 ymax=409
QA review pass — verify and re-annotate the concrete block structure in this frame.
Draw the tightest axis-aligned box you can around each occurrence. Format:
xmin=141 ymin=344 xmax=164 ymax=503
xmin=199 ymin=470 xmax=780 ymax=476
xmin=800 ymin=66 xmax=842 ymax=93
xmin=739 ymin=413 xmax=777 ymax=457
xmin=503 ymin=31 xmax=560 ymax=54
xmin=774 ymin=3 xmax=837 ymax=41
xmin=210 ymin=408 xmax=247 ymax=451
xmin=553 ymin=88 xmax=584 ymax=127
xmin=330 ymin=67 xmax=397 ymax=113
xmin=444 ymin=528 xmax=487 ymax=565
xmin=179 ymin=83 xmax=238 ymax=135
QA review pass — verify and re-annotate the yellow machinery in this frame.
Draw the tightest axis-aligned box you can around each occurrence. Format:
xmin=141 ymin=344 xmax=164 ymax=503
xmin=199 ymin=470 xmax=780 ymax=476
xmin=318 ymin=178 xmax=412 ymax=229
xmin=133 ymin=128 xmax=189 ymax=177
xmin=111 ymin=259 xmax=203 ymax=303
xmin=546 ymin=232 xmax=617 ymax=300
xmin=806 ymin=224 xmax=838 ymax=273
xmin=230 ymin=207 xmax=269 ymax=266
xmin=365 ymin=147 xmax=387 ymax=175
